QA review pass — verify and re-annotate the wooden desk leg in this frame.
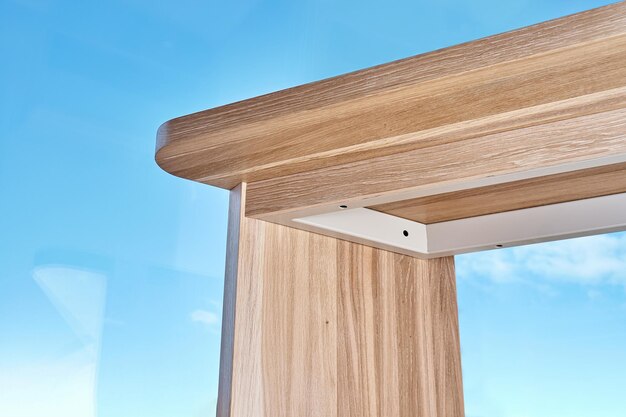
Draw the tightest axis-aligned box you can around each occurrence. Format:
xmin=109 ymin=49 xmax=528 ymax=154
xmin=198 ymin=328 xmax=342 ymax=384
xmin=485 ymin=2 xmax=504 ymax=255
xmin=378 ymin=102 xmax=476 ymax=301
xmin=218 ymin=184 xmax=464 ymax=417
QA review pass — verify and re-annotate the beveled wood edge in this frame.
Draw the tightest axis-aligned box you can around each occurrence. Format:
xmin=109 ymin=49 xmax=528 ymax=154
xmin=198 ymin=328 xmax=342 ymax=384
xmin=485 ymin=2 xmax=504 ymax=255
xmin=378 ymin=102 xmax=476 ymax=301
xmin=216 ymin=184 xmax=244 ymax=417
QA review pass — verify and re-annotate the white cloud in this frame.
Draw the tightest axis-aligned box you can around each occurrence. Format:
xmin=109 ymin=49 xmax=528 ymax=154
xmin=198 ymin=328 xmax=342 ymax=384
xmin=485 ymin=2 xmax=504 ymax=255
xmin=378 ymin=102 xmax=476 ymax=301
xmin=191 ymin=309 xmax=219 ymax=326
xmin=457 ymin=232 xmax=626 ymax=288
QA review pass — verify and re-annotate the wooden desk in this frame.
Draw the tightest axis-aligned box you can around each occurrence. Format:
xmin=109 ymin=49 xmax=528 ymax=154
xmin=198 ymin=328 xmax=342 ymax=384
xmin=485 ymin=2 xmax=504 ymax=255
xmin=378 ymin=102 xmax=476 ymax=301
xmin=156 ymin=3 xmax=626 ymax=415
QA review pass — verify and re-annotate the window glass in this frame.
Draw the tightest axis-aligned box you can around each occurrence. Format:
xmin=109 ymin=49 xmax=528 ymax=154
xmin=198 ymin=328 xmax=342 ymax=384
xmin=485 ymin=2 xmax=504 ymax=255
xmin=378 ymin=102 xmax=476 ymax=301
xmin=0 ymin=1 xmax=619 ymax=416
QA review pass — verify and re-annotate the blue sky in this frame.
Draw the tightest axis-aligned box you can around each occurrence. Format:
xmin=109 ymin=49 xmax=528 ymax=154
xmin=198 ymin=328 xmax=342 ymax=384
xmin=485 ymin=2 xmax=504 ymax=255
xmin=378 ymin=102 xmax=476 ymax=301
xmin=0 ymin=0 xmax=624 ymax=416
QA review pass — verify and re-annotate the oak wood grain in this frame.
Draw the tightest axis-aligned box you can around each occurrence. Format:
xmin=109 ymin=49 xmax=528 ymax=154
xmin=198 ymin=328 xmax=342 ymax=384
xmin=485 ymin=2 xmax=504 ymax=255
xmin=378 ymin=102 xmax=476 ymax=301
xmin=157 ymin=2 xmax=626 ymax=193
xmin=337 ymin=245 xmax=463 ymax=417
xmin=218 ymin=184 xmax=463 ymax=417
xmin=246 ymin=106 xmax=626 ymax=217
xmin=371 ymin=162 xmax=626 ymax=224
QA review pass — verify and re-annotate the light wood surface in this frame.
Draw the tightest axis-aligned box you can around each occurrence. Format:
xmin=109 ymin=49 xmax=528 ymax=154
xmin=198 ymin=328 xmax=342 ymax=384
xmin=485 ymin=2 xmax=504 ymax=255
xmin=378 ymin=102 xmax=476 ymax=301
xmin=156 ymin=2 xmax=626 ymax=226
xmin=218 ymin=184 xmax=464 ymax=417
xmin=371 ymin=162 xmax=626 ymax=224
xmin=246 ymin=106 xmax=626 ymax=217
xmin=157 ymin=2 xmax=626 ymax=196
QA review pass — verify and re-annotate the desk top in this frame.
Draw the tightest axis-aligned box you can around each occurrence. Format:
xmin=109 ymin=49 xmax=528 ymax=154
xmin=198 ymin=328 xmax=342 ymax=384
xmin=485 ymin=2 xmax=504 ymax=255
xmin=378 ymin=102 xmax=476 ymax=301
xmin=156 ymin=2 xmax=626 ymax=257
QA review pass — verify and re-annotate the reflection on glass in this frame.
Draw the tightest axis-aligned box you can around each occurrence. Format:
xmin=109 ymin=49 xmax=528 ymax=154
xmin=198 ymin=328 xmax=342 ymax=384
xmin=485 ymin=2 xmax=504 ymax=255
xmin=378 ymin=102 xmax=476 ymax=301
xmin=0 ymin=0 xmax=620 ymax=416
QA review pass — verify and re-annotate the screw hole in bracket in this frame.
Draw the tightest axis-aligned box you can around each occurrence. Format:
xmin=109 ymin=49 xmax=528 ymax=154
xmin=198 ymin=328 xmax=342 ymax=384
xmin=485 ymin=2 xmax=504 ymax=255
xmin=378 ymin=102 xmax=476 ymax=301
xmin=403 ymin=230 xmax=409 ymax=237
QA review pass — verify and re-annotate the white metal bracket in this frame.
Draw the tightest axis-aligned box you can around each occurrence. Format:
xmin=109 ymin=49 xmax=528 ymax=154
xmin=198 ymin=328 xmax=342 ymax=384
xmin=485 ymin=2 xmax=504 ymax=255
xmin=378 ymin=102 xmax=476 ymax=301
xmin=293 ymin=193 xmax=626 ymax=258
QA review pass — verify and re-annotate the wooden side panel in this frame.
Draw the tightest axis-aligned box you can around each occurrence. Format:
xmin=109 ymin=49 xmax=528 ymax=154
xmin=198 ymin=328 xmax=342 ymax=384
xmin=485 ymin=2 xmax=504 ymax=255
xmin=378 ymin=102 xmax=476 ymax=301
xmin=218 ymin=184 xmax=463 ymax=417
xmin=260 ymin=223 xmax=338 ymax=417
xmin=337 ymin=245 xmax=463 ymax=417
